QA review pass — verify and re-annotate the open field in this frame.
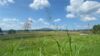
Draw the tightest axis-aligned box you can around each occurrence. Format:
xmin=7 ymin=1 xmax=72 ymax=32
xmin=0 ymin=31 xmax=100 ymax=56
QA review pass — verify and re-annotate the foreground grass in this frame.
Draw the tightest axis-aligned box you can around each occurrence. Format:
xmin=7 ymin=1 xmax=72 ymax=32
xmin=0 ymin=31 xmax=100 ymax=56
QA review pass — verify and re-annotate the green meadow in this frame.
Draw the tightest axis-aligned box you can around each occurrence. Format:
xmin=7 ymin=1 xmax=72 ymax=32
xmin=0 ymin=31 xmax=100 ymax=56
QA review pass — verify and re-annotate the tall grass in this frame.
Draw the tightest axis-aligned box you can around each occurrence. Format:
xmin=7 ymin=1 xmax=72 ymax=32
xmin=0 ymin=32 xmax=100 ymax=56
xmin=66 ymin=30 xmax=73 ymax=56
xmin=52 ymin=38 xmax=62 ymax=56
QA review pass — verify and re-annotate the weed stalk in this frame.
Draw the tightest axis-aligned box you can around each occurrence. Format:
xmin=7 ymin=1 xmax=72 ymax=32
xmin=66 ymin=29 xmax=73 ymax=56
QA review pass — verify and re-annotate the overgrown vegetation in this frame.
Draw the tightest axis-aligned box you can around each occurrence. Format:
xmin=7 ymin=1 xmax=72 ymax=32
xmin=0 ymin=31 xmax=100 ymax=56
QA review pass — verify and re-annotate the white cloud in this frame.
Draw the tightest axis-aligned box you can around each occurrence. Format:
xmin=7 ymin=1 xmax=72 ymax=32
xmin=0 ymin=18 xmax=23 ymax=30
xmin=28 ymin=18 xmax=50 ymax=25
xmin=27 ymin=17 xmax=36 ymax=23
xmin=0 ymin=0 xmax=14 ymax=6
xmin=79 ymin=1 xmax=100 ymax=13
xmin=66 ymin=14 xmax=75 ymax=18
xmin=66 ymin=0 xmax=100 ymax=21
xmin=76 ymin=25 xmax=88 ymax=28
xmin=29 ymin=0 xmax=50 ymax=10
xmin=75 ymin=23 xmax=93 ymax=29
xmin=54 ymin=18 xmax=61 ymax=22
xmin=67 ymin=0 xmax=84 ymax=13
xmin=0 ymin=17 xmax=51 ymax=30
xmin=81 ymin=15 xmax=96 ymax=21
xmin=38 ymin=18 xmax=44 ymax=22
xmin=30 ymin=18 xmax=50 ymax=29
xmin=49 ymin=24 xmax=67 ymax=30
xmin=2 ymin=18 xmax=18 ymax=22
xmin=38 ymin=18 xmax=50 ymax=25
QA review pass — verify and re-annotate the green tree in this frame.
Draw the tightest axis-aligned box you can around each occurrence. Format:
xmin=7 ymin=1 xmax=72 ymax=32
xmin=92 ymin=24 xmax=100 ymax=34
xmin=0 ymin=28 xmax=3 ymax=35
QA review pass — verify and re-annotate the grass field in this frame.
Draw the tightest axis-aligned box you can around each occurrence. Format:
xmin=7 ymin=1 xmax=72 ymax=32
xmin=0 ymin=31 xmax=100 ymax=56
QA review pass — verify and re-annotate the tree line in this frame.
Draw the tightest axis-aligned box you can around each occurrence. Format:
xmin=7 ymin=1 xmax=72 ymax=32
xmin=0 ymin=24 xmax=100 ymax=34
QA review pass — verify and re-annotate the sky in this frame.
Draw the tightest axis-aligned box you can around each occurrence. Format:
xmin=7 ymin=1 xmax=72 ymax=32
xmin=0 ymin=0 xmax=100 ymax=30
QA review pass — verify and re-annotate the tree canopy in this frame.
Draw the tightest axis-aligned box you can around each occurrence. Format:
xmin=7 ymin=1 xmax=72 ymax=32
xmin=92 ymin=24 xmax=100 ymax=34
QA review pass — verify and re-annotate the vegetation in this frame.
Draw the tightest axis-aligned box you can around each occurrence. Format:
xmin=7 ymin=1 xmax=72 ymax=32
xmin=0 ymin=28 xmax=3 ymax=33
xmin=8 ymin=29 xmax=16 ymax=34
xmin=0 ymin=31 xmax=100 ymax=56
xmin=92 ymin=24 xmax=100 ymax=34
xmin=0 ymin=28 xmax=3 ymax=35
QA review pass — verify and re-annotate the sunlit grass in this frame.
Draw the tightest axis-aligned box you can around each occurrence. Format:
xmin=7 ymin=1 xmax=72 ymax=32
xmin=0 ymin=31 xmax=100 ymax=56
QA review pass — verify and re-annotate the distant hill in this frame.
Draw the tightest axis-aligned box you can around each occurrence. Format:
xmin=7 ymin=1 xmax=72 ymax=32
xmin=34 ymin=28 xmax=54 ymax=31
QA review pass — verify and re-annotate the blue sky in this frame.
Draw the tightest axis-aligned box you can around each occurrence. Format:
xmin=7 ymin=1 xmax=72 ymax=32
xmin=0 ymin=0 xmax=100 ymax=30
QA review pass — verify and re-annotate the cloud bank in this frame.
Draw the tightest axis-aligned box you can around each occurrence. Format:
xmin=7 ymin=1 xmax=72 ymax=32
xmin=0 ymin=17 xmax=63 ymax=30
xmin=0 ymin=0 xmax=14 ymax=6
xmin=66 ymin=0 xmax=100 ymax=21
xmin=54 ymin=18 xmax=61 ymax=22
xmin=0 ymin=18 xmax=23 ymax=30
